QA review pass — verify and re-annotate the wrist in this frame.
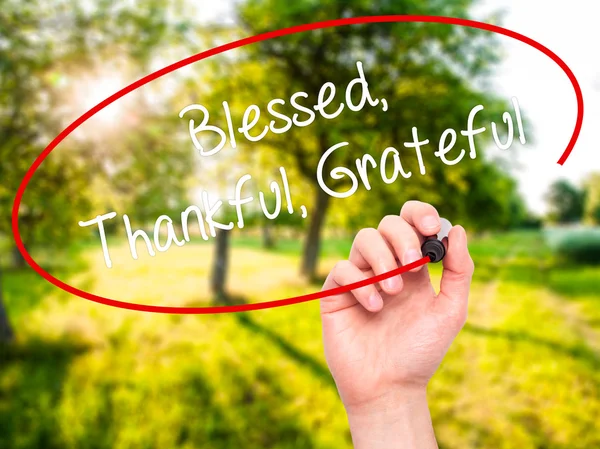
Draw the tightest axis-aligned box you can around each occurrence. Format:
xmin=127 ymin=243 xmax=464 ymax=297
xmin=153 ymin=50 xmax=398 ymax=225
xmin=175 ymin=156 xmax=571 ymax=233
xmin=345 ymin=385 xmax=428 ymax=420
xmin=345 ymin=387 xmax=437 ymax=449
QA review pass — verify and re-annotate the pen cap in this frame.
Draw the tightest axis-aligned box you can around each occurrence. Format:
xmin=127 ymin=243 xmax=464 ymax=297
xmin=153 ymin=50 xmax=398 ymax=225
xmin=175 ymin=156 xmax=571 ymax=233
xmin=437 ymin=218 xmax=453 ymax=240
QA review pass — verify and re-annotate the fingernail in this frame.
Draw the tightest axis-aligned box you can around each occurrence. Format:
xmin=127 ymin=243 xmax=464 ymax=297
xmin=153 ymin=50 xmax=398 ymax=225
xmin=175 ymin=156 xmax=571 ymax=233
xmin=383 ymin=275 xmax=401 ymax=291
xmin=368 ymin=292 xmax=383 ymax=311
xmin=422 ymin=215 xmax=439 ymax=231
xmin=403 ymin=248 xmax=421 ymax=265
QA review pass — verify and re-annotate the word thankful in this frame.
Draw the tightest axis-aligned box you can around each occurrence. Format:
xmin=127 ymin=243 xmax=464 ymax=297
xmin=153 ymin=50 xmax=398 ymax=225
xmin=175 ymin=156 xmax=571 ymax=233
xmin=79 ymin=168 xmax=302 ymax=268
xmin=317 ymin=97 xmax=526 ymax=198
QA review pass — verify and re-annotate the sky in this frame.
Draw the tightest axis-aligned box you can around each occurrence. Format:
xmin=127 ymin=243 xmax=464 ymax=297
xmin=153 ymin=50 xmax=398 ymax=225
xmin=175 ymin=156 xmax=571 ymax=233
xmin=475 ymin=0 xmax=599 ymax=214
xmin=193 ymin=0 xmax=599 ymax=214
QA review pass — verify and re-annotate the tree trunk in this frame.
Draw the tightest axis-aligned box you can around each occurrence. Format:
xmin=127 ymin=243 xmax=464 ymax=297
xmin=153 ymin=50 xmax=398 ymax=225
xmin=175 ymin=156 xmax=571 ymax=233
xmin=262 ymin=222 xmax=275 ymax=249
xmin=0 ymin=267 xmax=14 ymax=343
xmin=210 ymin=229 xmax=230 ymax=302
xmin=12 ymin=244 xmax=26 ymax=269
xmin=301 ymin=187 xmax=330 ymax=280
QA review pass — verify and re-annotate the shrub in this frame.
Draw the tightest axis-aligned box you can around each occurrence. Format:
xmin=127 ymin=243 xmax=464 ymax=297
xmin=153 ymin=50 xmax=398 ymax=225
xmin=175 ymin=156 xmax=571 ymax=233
xmin=545 ymin=226 xmax=600 ymax=264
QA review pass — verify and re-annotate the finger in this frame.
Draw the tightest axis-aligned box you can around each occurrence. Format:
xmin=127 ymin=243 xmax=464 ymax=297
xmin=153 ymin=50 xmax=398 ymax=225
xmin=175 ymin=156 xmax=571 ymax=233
xmin=378 ymin=214 xmax=425 ymax=273
xmin=437 ymin=225 xmax=475 ymax=325
xmin=400 ymin=200 xmax=441 ymax=238
xmin=321 ymin=260 xmax=383 ymax=314
xmin=349 ymin=227 xmax=403 ymax=295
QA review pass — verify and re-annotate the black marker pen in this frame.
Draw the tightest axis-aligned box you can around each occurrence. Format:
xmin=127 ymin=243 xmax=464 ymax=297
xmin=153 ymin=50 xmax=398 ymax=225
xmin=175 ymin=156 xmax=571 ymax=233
xmin=421 ymin=218 xmax=452 ymax=263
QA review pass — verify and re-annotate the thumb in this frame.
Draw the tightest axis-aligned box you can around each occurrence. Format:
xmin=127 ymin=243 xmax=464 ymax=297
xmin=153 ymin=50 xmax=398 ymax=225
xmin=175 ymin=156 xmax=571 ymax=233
xmin=437 ymin=225 xmax=475 ymax=325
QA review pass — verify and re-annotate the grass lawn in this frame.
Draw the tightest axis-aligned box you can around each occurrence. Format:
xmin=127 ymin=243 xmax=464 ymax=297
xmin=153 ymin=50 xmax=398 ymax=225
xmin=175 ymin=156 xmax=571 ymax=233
xmin=1 ymin=231 xmax=599 ymax=448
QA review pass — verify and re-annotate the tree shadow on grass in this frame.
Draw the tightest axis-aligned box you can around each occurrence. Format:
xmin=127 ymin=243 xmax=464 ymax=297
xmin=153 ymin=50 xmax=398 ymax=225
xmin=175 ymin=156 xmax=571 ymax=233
xmin=463 ymin=323 xmax=600 ymax=371
xmin=3 ymin=242 xmax=90 ymax=279
xmin=471 ymin=244 xmax=600 ymax=303
xmin=2 ymin=269 xmax=65 ymax=318
xmin=226 ymin=361 xmax=337 ymax=448
xmin=544 ymin=260 xmax=600 ymax=300
xmin=435 ymin=414 xmax=580 ymax=449
xmin=431 ymin=382 xmax=598 ymax=449
xmin=2 ymin=244 xmax=92 ymax=321
xmin=184 ymin=292 xmax=249 ymax=308
xmin=187 ymin=293 xmax=333 ymax=386
xmin=470 ymin=252 xmax=549 ymax=286
xmin=0 ymin=338 xmax=90 ymax=449
xmin=235 ymin=313 xmax=334 ymax=387
xmin=177 ymin=361 xmax=335 ymax=449
xmin=175 ymin=368 xmax=241 ymax=446
xmin=0 ymin=335 xmax=332 ymax=449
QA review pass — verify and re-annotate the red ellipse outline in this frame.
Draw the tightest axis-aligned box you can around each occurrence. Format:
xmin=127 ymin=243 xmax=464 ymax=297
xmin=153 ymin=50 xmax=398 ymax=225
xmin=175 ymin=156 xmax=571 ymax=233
xmin=11 ymin=15 xmax=584 ymax=314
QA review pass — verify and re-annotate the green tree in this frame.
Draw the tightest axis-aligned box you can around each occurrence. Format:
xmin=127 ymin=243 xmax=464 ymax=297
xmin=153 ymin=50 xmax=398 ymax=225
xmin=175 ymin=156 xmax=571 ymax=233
xmin=0 ymin=0 xmax=78 ymax=341
xmin=546 ymin=179 xmax=586 ymax=224
xmin=0 ymin=0 xmax=194 ymax=342
xmin=583 ymin=173 xmax=600 ymax=225
xmin=199 ymin=0 xmax=513 ymax=278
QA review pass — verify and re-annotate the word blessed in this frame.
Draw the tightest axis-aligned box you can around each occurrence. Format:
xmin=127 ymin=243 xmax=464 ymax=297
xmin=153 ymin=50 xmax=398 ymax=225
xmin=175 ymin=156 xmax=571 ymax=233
xmin=178 ymin=61 xmax=388 ymax=156
xmin=79 ymin=60 xmax=527 ymax=268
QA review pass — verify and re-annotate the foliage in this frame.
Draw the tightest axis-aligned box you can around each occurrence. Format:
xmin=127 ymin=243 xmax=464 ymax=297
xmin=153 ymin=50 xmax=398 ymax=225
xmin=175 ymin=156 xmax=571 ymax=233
xmin=545 ymin=226 xmax=600 ymax=264
xmin=0 ymin=0 xmax=201 ymax=341
xmin=583 ymin=173 xmax=600 ymax=225
xmin=0 ymin=0 xmax=197 ymax=248
xmin=545 ymin=179 xmax=586 ymax=224
xmin=97 ymin=115 xmax=196 ymax=227
xmin=184 ymin=0 xmax=529 ymax=275
xmin=0 ymin=0 xmax=84 ymax=250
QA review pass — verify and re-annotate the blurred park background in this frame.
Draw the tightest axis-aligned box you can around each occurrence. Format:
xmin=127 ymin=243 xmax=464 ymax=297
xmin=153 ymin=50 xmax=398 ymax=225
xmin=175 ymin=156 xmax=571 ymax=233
xmin=2 ymin=0 xmax=600 ymax=448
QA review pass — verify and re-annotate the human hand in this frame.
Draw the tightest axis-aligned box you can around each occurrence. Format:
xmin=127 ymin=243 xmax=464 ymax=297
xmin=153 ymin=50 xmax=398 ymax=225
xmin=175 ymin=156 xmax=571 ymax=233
xmin=320 ymin=201 xmax=474 ymax=448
